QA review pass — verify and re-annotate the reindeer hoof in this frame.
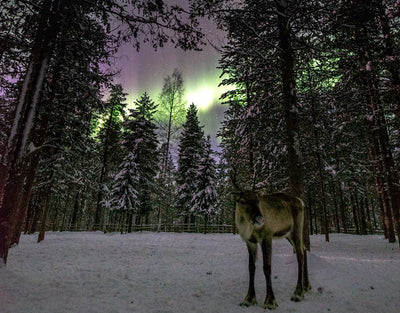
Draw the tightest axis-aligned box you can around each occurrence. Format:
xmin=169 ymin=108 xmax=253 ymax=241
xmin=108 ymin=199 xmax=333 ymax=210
xmin=291 ymin=293 xmax=304 ymax=302
xmin=263 ymin=299 xmax=278 ymax=310
xmin=240 ymin=297 xmax=257 ymax=307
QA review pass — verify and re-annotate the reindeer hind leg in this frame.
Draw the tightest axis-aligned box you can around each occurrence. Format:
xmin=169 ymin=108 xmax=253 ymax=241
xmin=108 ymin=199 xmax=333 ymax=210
xmin=303 ymin=250 xmax=311 ymax=292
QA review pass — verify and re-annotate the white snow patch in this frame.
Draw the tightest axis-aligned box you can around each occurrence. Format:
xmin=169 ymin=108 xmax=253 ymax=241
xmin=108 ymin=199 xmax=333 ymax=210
xmin=0 ymin=233 xmax=399 ymax=313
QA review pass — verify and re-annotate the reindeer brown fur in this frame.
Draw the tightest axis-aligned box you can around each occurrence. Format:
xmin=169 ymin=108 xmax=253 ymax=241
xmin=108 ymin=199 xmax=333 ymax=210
xmin=234 ymin=190 xmax=311 ymax=309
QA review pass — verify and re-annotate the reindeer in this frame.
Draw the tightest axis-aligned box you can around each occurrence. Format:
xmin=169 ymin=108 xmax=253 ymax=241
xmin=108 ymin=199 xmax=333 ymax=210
xmin=233 ymin=189 xmax=311 ymax=309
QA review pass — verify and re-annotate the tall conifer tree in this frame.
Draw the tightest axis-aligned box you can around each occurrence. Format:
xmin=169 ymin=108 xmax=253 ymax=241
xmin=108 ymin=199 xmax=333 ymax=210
xmin=176 ymin=103 xmax=204 ymax=229
xmin=124 ymin=93 xmax=159 ymax=226
xmin=191 ymin=135 xmax=218 ymax=233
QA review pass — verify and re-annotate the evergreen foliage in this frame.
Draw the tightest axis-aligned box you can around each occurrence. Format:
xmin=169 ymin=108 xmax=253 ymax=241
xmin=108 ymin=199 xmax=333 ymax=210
xmin=191 ymin=136 xmax=218 ymax=218
xmin=176 ymin=103 xmax=204 ymax=221
xmin=106 ymin=152 xmax=139 ymax=212
xmin=122 ymin=93 xmax=159 ymax=223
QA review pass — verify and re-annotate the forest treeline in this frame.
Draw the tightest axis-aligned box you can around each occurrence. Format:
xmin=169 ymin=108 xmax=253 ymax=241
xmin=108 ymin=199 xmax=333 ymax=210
xmin=1 ymin=0 xmax=400 ymax=263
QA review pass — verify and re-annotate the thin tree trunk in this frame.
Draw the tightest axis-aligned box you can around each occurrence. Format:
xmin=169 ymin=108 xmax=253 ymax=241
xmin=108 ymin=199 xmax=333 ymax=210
xmin=38 ymin=191 xmax=51 ymax=242
xmin=204 ymin=215 xmax=208 ymax=234
xmin=355 ymin=193 xmax=367 ymax=235
xmin=70 ymin=191 xmax=80 ymax=231
xmin=351 ymin=194 xmax=360 ymax=235
xmin=330 ymin=177 xmax=341 ymax=233
xmin=309 ymin=82 xmax=329 ymax=242
xmin=26 ymin=196 xmax=40 ymax=234
xmin=127 ymin=211 xmax=133 ymax=233
xmin=94 ymin=104 xmax=116 ymax=230
xmin=364 ymin=196 xmax=372 ymax=233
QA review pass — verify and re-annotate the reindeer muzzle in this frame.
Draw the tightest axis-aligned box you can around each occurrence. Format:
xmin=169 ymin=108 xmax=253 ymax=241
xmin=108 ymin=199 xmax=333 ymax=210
xmin=254 ymin=215 xmax=264 ymax=227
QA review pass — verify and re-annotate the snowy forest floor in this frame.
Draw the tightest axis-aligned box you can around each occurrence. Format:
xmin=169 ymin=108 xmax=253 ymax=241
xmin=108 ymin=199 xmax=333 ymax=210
xmin=1 ymin=232 xmax=399 ymax=313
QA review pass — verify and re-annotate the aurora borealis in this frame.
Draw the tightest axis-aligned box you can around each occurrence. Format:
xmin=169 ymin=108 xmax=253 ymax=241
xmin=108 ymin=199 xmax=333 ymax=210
xmin=114 ymin=22 xmax=228 ymax=143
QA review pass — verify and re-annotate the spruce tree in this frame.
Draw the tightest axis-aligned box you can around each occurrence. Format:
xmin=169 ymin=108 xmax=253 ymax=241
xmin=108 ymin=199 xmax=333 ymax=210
xmin=191 ymin=135 xmax=218 ymax=233
xmin=176 ymin=103 xmax=204 ymax=230
xmin=106 ymin=152 xmax=139 ymax=213
xmin=124 ymin=93 xmax=159 ymax=226
xmin=106 ymin=151 xmax=139 ymax=233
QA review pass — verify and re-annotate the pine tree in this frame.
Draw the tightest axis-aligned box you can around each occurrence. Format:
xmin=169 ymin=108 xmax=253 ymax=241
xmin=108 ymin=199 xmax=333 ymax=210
xmin=191 ymin=135 xmax=218 ymax=233
xmin=176 ymin=103 xmax=204 ymax=230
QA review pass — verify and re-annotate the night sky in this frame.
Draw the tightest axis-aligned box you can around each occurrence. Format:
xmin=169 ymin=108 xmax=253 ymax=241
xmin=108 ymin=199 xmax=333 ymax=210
xmin=113 ymin=19 xmax=228 ymax=145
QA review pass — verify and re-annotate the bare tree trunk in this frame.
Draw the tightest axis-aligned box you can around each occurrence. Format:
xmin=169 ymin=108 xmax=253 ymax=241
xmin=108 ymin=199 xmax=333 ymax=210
xmin=350 ymin=194 xmax=360 ymax=235
xmin=127 ymin=212 xmax=133 ymax=233
xmin=70 ymin=191 xmax=80 ymax=231
xmin=38 ymin=191 xmax=51 ymax=243
xmin=330 ymin=177 xmax=341 ymax=233
xmin=355 ymin=193 xmax=367 ymax=235
xmin=364 ymin=196 xmax=372 ymax=233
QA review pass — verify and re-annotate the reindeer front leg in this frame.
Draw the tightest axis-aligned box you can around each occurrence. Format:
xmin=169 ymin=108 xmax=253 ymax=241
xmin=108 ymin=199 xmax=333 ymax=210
xmin=261 ymin=238 xmax=278 ymax=310
xmin=291 ymin=247 xmax=305 ymax=302
xmin=240 ymin=240 xmax=258 ymax=306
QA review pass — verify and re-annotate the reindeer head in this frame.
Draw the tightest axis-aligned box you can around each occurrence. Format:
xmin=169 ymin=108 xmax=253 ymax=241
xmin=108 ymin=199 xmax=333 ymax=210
xmin=233 ymin=190 xmax=265 ymax=227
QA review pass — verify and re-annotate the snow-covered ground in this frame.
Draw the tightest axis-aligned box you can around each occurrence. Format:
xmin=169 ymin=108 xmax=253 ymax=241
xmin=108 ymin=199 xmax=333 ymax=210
xmin=0 ymin=232 xmax=399 ymax=313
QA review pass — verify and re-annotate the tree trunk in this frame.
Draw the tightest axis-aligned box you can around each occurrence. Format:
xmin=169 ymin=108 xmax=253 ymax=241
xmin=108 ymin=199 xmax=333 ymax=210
xmin=354 ymin=22 xmax=399 ymax=244
xmin=276 ymin=0 xmax=304 ymax=198
xmin=333 ymin=140 xmax=348 ymax=233
xmin=350 ymin=194 xmax=360 ymax=235
xmin=0 ymin=0 xmax=66 ymax=264
xmin=276 ymin=0 xmax=308 ymax=246
xmin=309 ymin=82 xmax=329 ymax=242
xmin=37 ymin=191 xmax=51 ymax=243
xmin=330 ymin=177 xmax=341 ymax=233
xmin=204 ymin=214 xmax=209 ymax=234
xmin=355 ymin=193 xmax=367 ymax=235
xmin=127 ymin=212 xmax=133 ymax=233
xmin=364 ymin=196 xmax=372 ymax=233
xmin=70 ymin=191 xmax=80 ymax=231
xmin=94 ymin=103 xmax=117 ymax=230
xmin=378 ymin=0 xmax=400 ymax=124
